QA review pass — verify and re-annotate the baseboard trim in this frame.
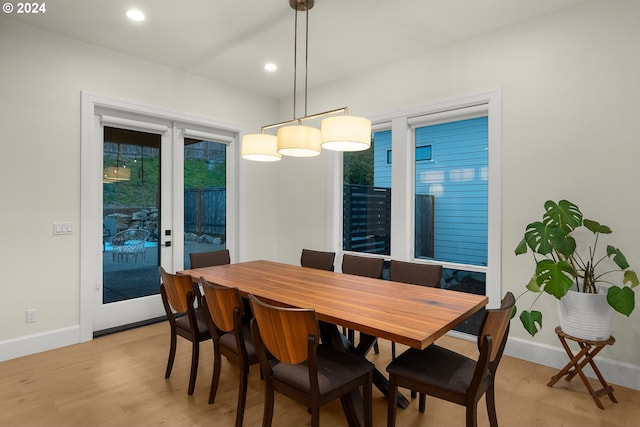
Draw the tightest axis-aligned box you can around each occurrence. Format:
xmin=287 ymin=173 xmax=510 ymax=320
xmin=3 ymin=325 xmax=639 ymax=392
xmin=0 ymin=326 xmax=81 ymax=362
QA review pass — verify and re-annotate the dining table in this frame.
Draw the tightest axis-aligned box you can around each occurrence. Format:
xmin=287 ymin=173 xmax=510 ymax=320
xmin=181 ymin=259 xmax=488 ymax=427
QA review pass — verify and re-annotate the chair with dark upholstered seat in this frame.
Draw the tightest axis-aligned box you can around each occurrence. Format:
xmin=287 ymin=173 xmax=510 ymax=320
xmin=159 ymin=267 xmax=211 ymax=395
xmin=341 ymin=254 xmax=384 ymax=352
xmin=199 ymin=277 xmax=258 ymax=427
xmin=300 ymin=248 xmax=336 ymax=271
xmin=189 ymin=249 xmax=231 ymax=269
xmin=388 ymin=259 xmax=442 ymax=287
xmin=386 ymin=292 xmax=515 ymax=427
xmin=388 ymin=260 xmax=443 ymax=359
xmin=341 ymin=254 xmax=384 ymax=279
xmin=249 ymin=294 xmax=373 ymax=427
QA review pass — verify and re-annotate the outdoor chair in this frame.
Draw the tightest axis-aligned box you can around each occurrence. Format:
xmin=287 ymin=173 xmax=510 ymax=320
xmin=159 ymin=267 xmax=211 ymax=395
xmin=386 ymin=292 xmax=515 ymax=427
xmin=109 ymin=228 xmax=149 ymax=263
xmin=249 ymin=294 xmax=373 ymax=427
xmin=199 ymin=277 xmax=258 ymax=427
xmin=300 ymin=248 xmax=336 ymax=271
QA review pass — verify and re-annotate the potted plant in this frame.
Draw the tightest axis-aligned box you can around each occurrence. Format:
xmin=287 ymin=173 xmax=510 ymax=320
xmin=514 ymin=199 xmax=638 ymax=339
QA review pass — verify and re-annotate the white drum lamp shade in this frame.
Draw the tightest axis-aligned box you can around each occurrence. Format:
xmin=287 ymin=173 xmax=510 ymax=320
xmin=321 ymin=116 xmax=372 ymax=151
xmin=277 ymin=125 xmax=322 ymax=157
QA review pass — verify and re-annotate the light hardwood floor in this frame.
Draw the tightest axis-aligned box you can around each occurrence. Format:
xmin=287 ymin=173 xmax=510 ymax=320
xmin=1 ymin=321 xmax=638 ymax=426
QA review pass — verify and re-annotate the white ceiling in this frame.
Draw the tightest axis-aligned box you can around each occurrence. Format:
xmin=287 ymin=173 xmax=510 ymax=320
xmin=5 ymin=0 xmax=590 ymax=98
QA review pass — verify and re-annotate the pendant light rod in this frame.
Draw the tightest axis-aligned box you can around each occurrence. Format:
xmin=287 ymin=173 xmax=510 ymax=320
xmin=260 ymin=107 xmax=350 ymax=133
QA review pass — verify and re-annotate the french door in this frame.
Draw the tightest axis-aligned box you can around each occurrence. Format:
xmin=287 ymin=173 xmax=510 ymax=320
xmin=96 ymin=123 xmax=172 ymax=331
xmin=81 ymin=93 xmax=239 ymax=338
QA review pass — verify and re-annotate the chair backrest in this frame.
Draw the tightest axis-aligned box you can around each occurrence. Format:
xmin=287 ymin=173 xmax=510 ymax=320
xmin=388 ymin=260 xmax=442 ymax=287
xmin=478 ymin=292 xmax=515 ymax=363
xmin=300 ymin=248 xmax=336 ymax=271
xmin=189 ymin=249 xmax=231 ymax=269
xmin=159 ymin=267 xmax=195 ymax=313
xmin=249 ymin=294 xmax=319 ymax=365
xmin=199 ymin=277 xmax=243 ymax=333
xmin=341 ymin=254 xmax=384 ymax=279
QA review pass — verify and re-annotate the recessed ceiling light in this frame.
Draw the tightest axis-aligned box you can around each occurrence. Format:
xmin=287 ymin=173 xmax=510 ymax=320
xmin=264 ymin=63 xmax=277 ymax=72
xmin=125 ymin=9 xmax=146 ymax=22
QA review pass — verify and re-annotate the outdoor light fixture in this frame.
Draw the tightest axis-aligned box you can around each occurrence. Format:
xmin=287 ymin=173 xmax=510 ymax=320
xmin=241 ymin=0 xmax=371 ymax=162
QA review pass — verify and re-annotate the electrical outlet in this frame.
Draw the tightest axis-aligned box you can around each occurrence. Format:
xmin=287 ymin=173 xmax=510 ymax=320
xmin=26 ymin=309 xmax=37 ymax=323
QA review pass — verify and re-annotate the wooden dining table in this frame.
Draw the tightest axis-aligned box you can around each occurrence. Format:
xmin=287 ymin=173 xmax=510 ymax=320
xmin=181 ymin=259 xmax=488 ymax=427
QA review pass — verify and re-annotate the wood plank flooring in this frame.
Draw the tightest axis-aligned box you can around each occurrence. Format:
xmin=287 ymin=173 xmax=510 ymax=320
xmin=1 ymin=321 xmax=638 ymax=426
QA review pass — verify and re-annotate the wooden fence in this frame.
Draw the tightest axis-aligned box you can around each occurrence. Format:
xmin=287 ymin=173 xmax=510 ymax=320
xmin=343 ymin=184 xmax=391 ymax=254
xmin=184 ymin=188 xmax=226 ymax=238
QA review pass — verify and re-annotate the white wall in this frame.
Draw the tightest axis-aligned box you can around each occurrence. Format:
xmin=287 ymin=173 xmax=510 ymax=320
xmin=1 ymin=0 xmax=639 ymax=385
xmin=0 ymin=18 xmax=280 ymax=348
xmin=273 ymin=0 xmax=640 ymax=372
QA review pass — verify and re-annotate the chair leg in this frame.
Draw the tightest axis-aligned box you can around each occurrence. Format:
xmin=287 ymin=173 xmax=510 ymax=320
xmin=165 ymin=329 xmax=177 ymax=379
xmin=373 ymin=339 xmax=379 ymax=355
xmin=465 ymin=402 xmax=478 ymax=427
xmin=208 ymin=348 xmax=222 ymax=404
xmin=418 ymin=393 xmax=426 ymax=413
xmin=387 ymin=376 xmax=398 ymax=427
xmin=310 ymin=405 xmax=320 ymax=427
xmin=364 ymin=375 xmax=373 ymax=427
xmin=235 ymin=366 xmax=250 ymax=427
xmin=391 ymin=342 xmax=396 ymax=359
xmin=262 ymin=382 xmax=275 ymax=427
xmin=188 ymin=340 xmax=199 ymax=395
xmin=486 ymin=385 xmax=498 ymax=427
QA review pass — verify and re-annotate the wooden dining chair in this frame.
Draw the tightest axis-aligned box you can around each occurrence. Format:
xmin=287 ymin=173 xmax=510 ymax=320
xmin=341 ymin=254 xmax=384 ymax=352
xmin=199 ymin=277 xmax=258 ymax=427
xmin=388 ymin=260 xmax=443 ymax=359
xmin=159 ymin=267 xmax=211 ymax=395
xmin=189 ymin=249 xmax=231 ymax=269
xmin=386 ymin=292 xmax=515 ymax=427
xmin=248 ymin=294 xmax=374 ymax=427
xmin=300 ymin=248 xmax=336 ymax=271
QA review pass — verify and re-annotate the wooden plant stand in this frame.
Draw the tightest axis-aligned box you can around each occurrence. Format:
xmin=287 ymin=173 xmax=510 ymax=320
xmin=547 ymin=326 xmax=617 ymax=409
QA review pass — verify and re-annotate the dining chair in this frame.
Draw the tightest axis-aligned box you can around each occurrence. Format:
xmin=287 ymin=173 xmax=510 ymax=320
xmin=248 ymin=294 xmax=374 ymax=427
xmin=159 ymin=267 xmax=211 ymax=395
xmin=386 ymin=292 xmax=515 ymax=427
xmin=341 ymin=254 xmax=384 ymax=352
xmin=189 ymin=249 xmax=231 ymax=269
xmin=388 ymin=260 xmax=443 ymax=359
xmin=300 ymin=248 xmax=336 ymax=271
xmin=199 ymin=277 xmax=258 ymax=427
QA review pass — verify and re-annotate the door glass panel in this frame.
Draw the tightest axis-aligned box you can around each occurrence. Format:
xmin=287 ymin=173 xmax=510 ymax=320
xmin=103 ymin=127 xmax=161 ymax=304
xmin=183 ymin=138 xmax=227 ymax=268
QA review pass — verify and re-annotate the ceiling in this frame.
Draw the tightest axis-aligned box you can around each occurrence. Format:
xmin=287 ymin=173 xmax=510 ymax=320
xmin=5 ymin=0 xmax=590 ymax=98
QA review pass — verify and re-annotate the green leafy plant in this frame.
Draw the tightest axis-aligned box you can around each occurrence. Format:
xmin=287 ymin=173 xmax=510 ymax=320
xmin=514 ymin=199 xmax=638 ymax=336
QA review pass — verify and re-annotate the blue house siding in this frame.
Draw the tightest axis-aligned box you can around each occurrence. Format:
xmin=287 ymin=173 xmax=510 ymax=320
xmin=373 ymin=117 xmax=488 ymax=266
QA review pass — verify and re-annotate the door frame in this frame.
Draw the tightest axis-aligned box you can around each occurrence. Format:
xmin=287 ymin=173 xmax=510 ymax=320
xmin=80 ymin=92 xmax=243 ymax=341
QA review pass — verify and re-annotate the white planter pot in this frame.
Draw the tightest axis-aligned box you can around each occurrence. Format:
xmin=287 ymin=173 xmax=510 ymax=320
xmin=558 ymin=289 xmax=612 ymax=341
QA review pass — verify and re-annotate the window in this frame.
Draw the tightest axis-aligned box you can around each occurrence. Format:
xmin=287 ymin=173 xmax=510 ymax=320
xmin=413 ymin=117 xmax=488 ymax=265
xmin=333 ymin=90 xmax=501 ymax=334
xmin=343 ymin=131 xmax=391 ymax=255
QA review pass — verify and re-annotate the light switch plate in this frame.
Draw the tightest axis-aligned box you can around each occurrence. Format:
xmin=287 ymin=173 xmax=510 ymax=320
xmin=53 ymin=222 xmax=73 ymax=235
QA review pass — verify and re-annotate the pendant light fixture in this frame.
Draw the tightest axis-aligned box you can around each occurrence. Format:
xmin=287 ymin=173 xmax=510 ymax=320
xmin=241 ymin=0 xmax=371 ymax=161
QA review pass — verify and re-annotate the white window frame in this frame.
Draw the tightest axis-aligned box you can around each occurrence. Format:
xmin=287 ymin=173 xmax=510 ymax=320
xmin=328 ymin=89 xmax=502 ymax=308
